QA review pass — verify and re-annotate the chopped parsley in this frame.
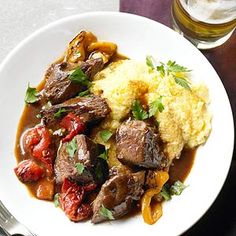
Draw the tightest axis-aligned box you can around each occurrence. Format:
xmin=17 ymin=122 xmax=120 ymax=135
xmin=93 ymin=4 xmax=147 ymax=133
xmin=132 ymin=100 xmax=148 ymax=120
xmin=148 ymin=56 xmax=192 ymax=90
xmin=24 ymin=83 xmax=40 ymax=104
xmin=54 ymin=193 xmax=60 ymax=207
xmin=74 ymin=51 xmax=81 ymax=58
xmin=149 ymin=96 xmax=165 ymax=117
xmin=170 ymin=180 xmax=187 ymax=195
xmin=54 ymin=108 xmax=67 ymax=118
xmin=44 ymin=101 xmax=52 ymax=109
xmin=160 ymin=185 xmax=171 ymax=201
xmin=75 ymin=163 xmax=85 ymax=175
xmin=36 ymin=113 xmax=42 ymax=119
xmin=66 ymin=137 xmax=77 ymax=158
xmin=160 ymin=180 xmax=188 ymax=201
xmin=77 ymin=90 xmax=90 ymax=97
xmin=100 ymin=130 xmax=113 ymax=142
xmin=174 ymin=77 xmax=191 ymax=90
xmin=99 ymin=205 xmax=114 ymax=220
xmin=146 ymin=55 xmax=155 ymax=70
xmin=98 ymin=149 xmax=109 ymax=161
xmin=68 ymin=67 xmax=90 ymax=86
xmin=166 ymin=60 xmax=191 ymax=74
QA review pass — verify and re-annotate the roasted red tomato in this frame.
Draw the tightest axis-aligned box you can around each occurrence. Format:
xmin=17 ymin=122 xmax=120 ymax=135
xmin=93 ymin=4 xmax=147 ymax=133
xmin=23 ymin=126 xmax=54 ymax=170
xmin=14 ymin=159 xmax=44 ymax=183
xmin=59 ymin=179 xmax=92 ymax=222
xmin=60 ymin=113 xmax=85 ymax=142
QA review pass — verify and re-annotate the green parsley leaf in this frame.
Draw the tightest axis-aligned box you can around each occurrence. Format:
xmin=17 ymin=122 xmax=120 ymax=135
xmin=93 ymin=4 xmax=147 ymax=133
xmin=156 ymin=64 xmax=165 ymax=77
xmin=160 ymin=185 xmax=172 ymax=201
xmin=36 ymin=113 xmax=42 ymax=119
xmin=99 ymin=204 xmax=114 ymax=220
xmin=98 ymin=149 xmax=109 ymax=161
xmin=54 ymin=108 xmax=67 ymax=118
xmin=146 ymin=55 xmax=155 ymax=69
xmin=75 ymin=163 xmax=85 ymax=175
xmin=170 ymin=180 xmax=187 ymax=196
xmin=54 ymin=193 xmax=60 ymax=207
xmin=66 ymin=137 xmax=77 ymax=158
xmin=77 ymin=90 xmax=90 ymax=97
xmin=24 ymin=83 xmax=40 ymax=104
xmin=149 ymin=96 xmax=165 ymax=117
xmin=167 ymin=60 xmax=191 ymax=74
xmin=44 ymin=101 xmax=52 ymax=109
xmin=100 ymin=130 xmax=113 ymax=142
xmin=174 ymin=77 xmax=191 ymax=90
xmin=132 ymin=100 xmax=149 ymax=120
xmin=68 ymin=67 xmax=90 ymax=86
xmin=74 ymin=51 xmax=81 ymax=57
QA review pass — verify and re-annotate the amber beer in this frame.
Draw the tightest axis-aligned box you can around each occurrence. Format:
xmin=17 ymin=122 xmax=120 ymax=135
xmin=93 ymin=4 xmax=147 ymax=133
xmin=171 ymin=0 xmax=236 ymax=49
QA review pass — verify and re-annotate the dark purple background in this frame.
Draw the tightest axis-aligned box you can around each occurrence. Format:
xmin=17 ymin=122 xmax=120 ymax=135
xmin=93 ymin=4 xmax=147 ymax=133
xmin=120 ymin=0 xmax=236 ymax=235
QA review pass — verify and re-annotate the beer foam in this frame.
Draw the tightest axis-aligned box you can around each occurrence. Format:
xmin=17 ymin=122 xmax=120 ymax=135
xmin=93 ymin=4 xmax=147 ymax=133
xmin=180 ymin=0 xmax=236 ymax=24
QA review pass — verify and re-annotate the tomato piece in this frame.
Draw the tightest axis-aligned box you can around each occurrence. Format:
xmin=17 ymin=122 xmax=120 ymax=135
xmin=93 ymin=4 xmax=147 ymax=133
xmin=60 ymin=113 xmax=85 ymax=142
xmin=23 ymin=126 xmax=54 ymax=171
xmin=59 ymin=179 xmax=92 ymax=222
xmin=14 ymin=160 xmax=44 ymax=183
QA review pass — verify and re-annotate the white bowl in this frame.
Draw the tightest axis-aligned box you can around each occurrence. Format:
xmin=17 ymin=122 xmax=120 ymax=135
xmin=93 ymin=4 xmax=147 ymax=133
xmin=0 ymin=12 xmax=234 ymax=236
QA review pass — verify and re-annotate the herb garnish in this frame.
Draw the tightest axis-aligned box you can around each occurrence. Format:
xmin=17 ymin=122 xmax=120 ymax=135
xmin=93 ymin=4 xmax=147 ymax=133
xmin=77 ymin=90 xmax=90 ymax=97
xmin=166 ymin=60 xmax=191 ymax=74
xmin=68 ymin=67 xmax=90 ymax=86
xmin=170 ymin=180 xmax=187 ymax=195
xmin=75 ymin=163 xmax=85 ymax=175
xmin=149 ymin=96 xmax=165 ymax=117
xmin=160 ymin=185 xmax=172 ymax=201
xmin=146 ymin=56 xmax=192 ymax=90
xmin=24 ymin=83 xmax=40 ymax=104
xmin=66 ymin=137 xmax=77 ymax=158
xmin=99 ymin=205 xmax=114 ymax=220
xmin=146 ymin=55 xmax=156 ymax=70
xmin=54 ymin=193 xmax=60 ymax=207
xmin=44 ymin=101 xmax=52 ymax=109
xmin=160 ymin=180 xmax=188 ymax=201
xmin=100 ymin=130 xmax=113 ymax=142
xmin=36 ymin=113 xmax=42 ymax=119
xmin=132 ymin=100 xmax=148 ymax=120
xmin=98 ymin=149 xmax=109 ymax=161
xmin=54 ymin=108 xmax=67 ymax=118
xmin=174 ymin=77 xmax=191 ymax=90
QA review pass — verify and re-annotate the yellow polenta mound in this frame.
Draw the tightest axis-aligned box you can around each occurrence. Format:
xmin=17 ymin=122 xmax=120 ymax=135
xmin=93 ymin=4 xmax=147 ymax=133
xmin=91 ymin=59 xmax=211 ymax=160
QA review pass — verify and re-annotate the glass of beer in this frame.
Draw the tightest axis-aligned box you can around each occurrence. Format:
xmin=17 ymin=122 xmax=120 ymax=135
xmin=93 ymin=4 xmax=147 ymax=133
xmin=171 ymin=0 xmax=236 ymax=49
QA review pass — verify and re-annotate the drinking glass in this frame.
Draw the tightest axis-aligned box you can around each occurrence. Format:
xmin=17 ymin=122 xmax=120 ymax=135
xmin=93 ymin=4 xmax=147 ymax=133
xmin=171 ymin=0 xmax=236 ymax=49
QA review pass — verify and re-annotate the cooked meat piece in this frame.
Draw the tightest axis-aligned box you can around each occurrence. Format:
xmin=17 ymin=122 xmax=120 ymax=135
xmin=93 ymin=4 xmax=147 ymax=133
xmin=116 ymin=120 xmax=168 ymax=169
xmin=54 ymin=134 xmax=108 ymax=185
xmin=41 ymin=95 xmax=110 ymax=126
xmin=91 ymin=171 xmax=145 ymax=224
xmin=43 ymin=58 xmax=103 ymax=104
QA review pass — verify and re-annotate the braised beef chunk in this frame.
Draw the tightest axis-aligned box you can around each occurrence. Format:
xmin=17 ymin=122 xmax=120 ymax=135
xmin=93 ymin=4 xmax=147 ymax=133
xmin=116 ymin=120 xmax=168 ymax=169
xmin=41 ymin=95 xmax=110 ymax=126
xmin=91 ymin=171 xmax=145 ymax=224
xmin=43 ymin=58 xmax=103 ymax=104
xmin=54 ymin=134 xmax=108 ymax=185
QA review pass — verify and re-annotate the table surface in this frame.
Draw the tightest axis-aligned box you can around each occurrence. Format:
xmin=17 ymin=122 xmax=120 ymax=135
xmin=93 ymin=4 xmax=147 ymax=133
xmin=0 ymin=0 xmax=235 ymax=235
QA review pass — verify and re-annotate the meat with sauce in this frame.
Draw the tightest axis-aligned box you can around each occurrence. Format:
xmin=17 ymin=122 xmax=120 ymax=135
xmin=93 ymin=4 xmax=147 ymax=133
xmin=41 ymin=95 xmax=110 ymax=126
xmin=43 ymin=58 xmax=103 ymax=104
xmin=54 ymin=134 xmax=108 ymax=185
xmin=91 ymin=171 xmax=145 ymax=223
xmin=116 ymin=120 xmax=168 ymax=169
